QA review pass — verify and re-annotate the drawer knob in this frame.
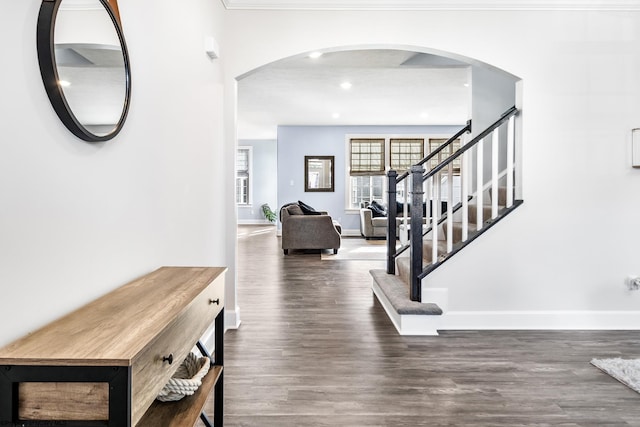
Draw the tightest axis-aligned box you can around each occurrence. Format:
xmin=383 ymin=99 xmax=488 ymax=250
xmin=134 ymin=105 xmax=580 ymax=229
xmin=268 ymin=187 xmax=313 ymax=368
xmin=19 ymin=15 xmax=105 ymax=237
xmin=209 ymin=298 xmax=220 ymax=305
xmin=162 ymin=354 xmax=174 ymax=365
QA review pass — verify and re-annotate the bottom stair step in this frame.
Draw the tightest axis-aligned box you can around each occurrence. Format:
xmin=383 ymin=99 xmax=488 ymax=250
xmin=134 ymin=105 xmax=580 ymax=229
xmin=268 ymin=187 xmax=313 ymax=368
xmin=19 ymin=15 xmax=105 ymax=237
xmin=370 ymin=269 xmax=442 ymax=316
xmin=370 ymin=269 xmax=442 ymax=336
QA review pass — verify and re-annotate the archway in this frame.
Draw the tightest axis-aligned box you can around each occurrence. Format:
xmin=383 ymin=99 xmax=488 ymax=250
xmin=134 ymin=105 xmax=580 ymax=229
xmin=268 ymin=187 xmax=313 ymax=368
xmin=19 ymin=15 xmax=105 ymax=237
xmin=234 ymin=45 xmax=520 ymax=224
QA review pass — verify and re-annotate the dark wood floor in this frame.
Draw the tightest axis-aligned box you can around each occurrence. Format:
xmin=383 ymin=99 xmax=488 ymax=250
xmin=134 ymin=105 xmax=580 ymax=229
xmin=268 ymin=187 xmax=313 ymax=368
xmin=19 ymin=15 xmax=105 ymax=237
xmin=221 ymin=225 xmax=640 ymax=426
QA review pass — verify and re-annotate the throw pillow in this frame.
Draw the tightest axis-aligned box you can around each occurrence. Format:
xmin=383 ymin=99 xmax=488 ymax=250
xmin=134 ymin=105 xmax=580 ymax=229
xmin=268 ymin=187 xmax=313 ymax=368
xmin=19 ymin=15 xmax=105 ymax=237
xmin=298 ymin=200 xmax=321 ymax=215
xmin=396 ymin=201 xmax=410 ymax=215
xmin=369 ymin=200 xmax=387 ymax=218
xmin=286 ymin=204 xmax=304 ymax=215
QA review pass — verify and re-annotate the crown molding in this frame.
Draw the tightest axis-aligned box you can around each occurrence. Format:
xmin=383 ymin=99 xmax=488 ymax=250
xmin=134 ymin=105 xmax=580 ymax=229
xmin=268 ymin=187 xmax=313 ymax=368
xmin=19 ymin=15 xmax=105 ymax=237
xmin=221 ymin=0 xmax=640 ymax=11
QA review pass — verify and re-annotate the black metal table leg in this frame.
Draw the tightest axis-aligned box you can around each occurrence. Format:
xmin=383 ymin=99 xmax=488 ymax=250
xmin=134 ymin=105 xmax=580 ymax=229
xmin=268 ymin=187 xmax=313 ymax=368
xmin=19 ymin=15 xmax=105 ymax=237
xmin=200 ymin=412 xmax=213 ymax=427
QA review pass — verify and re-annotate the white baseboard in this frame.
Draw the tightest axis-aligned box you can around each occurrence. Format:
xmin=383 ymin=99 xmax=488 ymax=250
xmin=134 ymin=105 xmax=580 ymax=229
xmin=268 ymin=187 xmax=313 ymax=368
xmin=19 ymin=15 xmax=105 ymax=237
xmin=225 ymin=306 xmax=242 ymax=331
xmin=198 ymin=307 xmax=241 ymax=351
xmin=341 ymin=228 xmax=361 ymax=237
xmin=440 ymin=310 xmax=640 ymax=330
xmin=238 ymin=219 xmax=275 ymax=225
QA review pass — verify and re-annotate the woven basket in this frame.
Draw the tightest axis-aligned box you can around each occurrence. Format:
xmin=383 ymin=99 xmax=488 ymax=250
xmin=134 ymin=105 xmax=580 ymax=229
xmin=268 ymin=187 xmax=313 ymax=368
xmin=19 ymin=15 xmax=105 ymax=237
xmin=157 ymin=352 xmax=211 ymax=402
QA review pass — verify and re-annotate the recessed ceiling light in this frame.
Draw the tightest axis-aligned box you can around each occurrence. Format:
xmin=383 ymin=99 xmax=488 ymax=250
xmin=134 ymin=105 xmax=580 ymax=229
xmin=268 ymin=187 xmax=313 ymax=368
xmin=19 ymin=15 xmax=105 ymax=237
xmin=58 ymin=80 xmax=71 ymax=87
xmin=308 ymin=52 xmax=323 ymax=59
xmin=340 ymin=82 xmax=352 ymax=90
xmin=332 ymin=113 xmax=340 ymax=119
xmin=463 ymin=83 xmax=470 ymax=87
xmin=420 ymin=111 xmax=430 ymax=118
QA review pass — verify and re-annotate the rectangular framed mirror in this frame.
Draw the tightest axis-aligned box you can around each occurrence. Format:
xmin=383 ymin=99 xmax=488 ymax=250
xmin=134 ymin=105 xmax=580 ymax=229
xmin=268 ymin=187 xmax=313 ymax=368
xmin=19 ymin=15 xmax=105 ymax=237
xmin=305 ymin=156 xmax=334 ymax=192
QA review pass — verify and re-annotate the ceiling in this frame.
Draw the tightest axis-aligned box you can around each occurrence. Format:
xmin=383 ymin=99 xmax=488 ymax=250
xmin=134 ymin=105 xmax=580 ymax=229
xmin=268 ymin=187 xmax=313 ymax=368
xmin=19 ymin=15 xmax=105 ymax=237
xmin=237 ymin=49 xmax=472 ymax=140
xmin=222 ymin=0 xmax=640 ymax=10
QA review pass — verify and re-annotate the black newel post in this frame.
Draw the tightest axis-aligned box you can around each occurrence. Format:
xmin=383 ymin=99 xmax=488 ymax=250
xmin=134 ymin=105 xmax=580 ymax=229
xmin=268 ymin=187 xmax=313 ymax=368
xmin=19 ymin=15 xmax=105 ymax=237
xmin=410 ymin=165 xmax=425 ymax=302
xmin=386 ymin=169 xmax=398 ymax=274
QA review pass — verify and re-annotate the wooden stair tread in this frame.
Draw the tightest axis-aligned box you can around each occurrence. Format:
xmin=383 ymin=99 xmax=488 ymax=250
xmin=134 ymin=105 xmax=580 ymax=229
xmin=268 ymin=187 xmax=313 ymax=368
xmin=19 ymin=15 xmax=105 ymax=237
xmin=137 ymin=365 xmax=222 ymax=427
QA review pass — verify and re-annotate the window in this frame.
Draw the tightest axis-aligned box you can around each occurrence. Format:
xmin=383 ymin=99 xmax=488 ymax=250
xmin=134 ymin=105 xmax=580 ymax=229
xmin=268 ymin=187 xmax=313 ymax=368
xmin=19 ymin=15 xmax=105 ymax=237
xmin=428 ymin=138 xmax=461 ymax=173
xmin=390 ymin=138 xmax=424 ymax=172
xmin=347 ymin=137 xmax=424 ymax=209
xmin=345 ymin=135 xmax=461 ymax=209
xmin=346 ymin=135 xmax=460 ymax=210
xmin=236 ymin=147 xmax=251 ymax=205
xmin=348 ymin=138 xmax=385 ymax=208
xmin=350 ymin=175 xmax=385 ymax=208
xmin=428 ymin=138 xmax=462 ymax=205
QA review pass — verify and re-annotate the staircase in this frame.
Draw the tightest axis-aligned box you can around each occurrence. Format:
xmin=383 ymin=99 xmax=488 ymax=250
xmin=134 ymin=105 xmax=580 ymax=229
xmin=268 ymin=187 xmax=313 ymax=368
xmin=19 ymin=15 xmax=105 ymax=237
xmin=395 ymin=188 xmax=522 ymax=283
xmin=371 ymin=107 xmax=523 ymax=335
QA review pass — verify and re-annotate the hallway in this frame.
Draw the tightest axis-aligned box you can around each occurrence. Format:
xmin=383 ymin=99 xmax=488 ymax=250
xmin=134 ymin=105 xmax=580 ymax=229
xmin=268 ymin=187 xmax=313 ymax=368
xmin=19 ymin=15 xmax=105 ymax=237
xmin=223 ymin=225 xmax=640 ymax=426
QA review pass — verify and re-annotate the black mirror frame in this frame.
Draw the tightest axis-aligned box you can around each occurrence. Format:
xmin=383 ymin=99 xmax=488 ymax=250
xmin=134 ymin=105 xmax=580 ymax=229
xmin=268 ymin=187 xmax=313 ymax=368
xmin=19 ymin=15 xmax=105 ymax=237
xmin=37 ymin=0 xmax=131 ymax=143
xmin=304 ymin=155 xmax=335 ymax=193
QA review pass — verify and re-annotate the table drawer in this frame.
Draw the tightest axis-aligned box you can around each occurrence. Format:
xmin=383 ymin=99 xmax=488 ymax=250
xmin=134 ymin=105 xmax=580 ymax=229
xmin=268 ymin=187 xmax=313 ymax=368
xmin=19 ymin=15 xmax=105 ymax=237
xmin=131 ymin=274 xmax=224 ymax=426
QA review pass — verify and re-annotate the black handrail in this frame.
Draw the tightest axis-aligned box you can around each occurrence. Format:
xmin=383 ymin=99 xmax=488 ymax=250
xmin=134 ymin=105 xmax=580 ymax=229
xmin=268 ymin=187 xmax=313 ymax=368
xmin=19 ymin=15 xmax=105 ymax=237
xmin=422 ymin=106 xmax=518 ymax=181
xmin=395 ymin=119 xmax=472 ymax=183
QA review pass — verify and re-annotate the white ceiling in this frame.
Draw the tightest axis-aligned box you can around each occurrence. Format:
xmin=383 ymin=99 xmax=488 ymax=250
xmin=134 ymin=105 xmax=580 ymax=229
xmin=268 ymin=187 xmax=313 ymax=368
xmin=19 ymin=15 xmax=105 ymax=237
xmin=237 ymin=49 xmax=471 ymax=140
xmin=222 ymin=0 xmax=640 ymax=10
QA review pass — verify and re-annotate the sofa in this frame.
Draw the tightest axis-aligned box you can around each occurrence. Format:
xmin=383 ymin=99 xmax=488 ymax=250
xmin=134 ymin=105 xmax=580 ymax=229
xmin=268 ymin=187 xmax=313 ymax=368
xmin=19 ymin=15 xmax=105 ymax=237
xmin=360 ymin=207 xmax=417 ymax=239
xmin=359 ymin=200 xmax=447 ymax=240
xmin=280 ymin=202 xmax=342 ymax=254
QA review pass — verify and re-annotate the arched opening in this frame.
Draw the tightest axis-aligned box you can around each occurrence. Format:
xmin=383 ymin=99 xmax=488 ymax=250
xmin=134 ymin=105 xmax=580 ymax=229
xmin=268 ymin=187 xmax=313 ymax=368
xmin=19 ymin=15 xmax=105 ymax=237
xmin=230 ymin=44 xmax=522 ymax=333
xmin=233 ymin=45 xmax=520 ymax=231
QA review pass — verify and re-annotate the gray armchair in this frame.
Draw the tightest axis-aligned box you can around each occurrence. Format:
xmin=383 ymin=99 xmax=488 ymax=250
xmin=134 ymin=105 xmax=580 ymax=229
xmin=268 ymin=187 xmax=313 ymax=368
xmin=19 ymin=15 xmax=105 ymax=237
xmin=360 ymin=208 xmax=388 ymax=239
xmin=280 ymin=202 xmax=341 ymax=255
xmin=360 ymin=200 xmax=445 ymax=240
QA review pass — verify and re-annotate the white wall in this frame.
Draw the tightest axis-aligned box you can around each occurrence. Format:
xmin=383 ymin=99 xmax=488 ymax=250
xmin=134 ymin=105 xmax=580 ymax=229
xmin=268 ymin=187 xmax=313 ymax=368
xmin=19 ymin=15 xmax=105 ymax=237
xmin=222 ymin=9 xmax=640 ymax=327
xmin=0 ymin=0 xmax=229 ymax=347
xmin=3 ymin=4 xmax=640 ymax=347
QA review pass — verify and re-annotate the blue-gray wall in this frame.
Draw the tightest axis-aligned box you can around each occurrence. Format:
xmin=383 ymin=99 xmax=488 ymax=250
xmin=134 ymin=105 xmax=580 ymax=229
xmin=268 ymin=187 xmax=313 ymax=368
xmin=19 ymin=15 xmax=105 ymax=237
xmin=277 ymin=125 xmax=463 ymax=233
xmin=237 ymin=139 xmax=278 ymax=223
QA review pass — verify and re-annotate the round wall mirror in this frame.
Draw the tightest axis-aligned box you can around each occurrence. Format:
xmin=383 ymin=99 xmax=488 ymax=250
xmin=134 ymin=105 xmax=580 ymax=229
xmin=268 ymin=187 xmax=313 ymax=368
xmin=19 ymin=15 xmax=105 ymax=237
xmin=37 ymin=0 xmax=131 ymax=142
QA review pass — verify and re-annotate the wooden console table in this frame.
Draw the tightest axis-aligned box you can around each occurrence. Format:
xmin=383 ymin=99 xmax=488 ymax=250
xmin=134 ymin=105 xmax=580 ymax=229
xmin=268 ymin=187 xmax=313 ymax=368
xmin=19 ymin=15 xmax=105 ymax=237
xmin=0 ymin=266 xmax=226 ymax=427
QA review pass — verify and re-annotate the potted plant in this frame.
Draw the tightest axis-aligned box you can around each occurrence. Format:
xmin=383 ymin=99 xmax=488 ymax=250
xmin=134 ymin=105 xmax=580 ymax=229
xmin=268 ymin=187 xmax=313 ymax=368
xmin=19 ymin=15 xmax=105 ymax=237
xmin=261 ymin=203 xmax=277 ymax=223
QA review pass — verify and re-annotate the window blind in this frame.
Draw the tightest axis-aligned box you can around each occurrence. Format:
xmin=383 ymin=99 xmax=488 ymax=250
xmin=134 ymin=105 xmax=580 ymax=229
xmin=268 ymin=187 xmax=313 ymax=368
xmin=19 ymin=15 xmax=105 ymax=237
xmin=390 ymin=138 xmax=424 ymax=172
xmin=350 ymin=138 xmax=385 ymax=176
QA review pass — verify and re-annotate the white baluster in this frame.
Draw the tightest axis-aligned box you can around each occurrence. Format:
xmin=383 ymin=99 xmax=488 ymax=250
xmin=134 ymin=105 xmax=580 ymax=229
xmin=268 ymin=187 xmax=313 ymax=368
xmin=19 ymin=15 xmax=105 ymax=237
xmin=403 ymin=177 xmax=409 ymax=220
xmin=425 ymin=174 xmax=432 ymax=228
xmin=476 ymin=138 xmax=484 ymax=231
xmin=431 ymin=174 xmax=438 ymax=263
xmin=491 ymin=129 xmax=499 ymax=219
xmin=446 ymin=163 xmax=453 ymax=253
xmin=461 ymin=144 xmax=469 ymax=242
xmin=507 ymin=115 xmax=515 ymax=208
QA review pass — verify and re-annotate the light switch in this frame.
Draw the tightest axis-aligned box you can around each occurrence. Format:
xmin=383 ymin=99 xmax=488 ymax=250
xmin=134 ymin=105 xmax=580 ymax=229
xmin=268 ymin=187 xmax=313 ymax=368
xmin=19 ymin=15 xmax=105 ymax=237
xmin=205 ymin=36 xmax=219 ymax=59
